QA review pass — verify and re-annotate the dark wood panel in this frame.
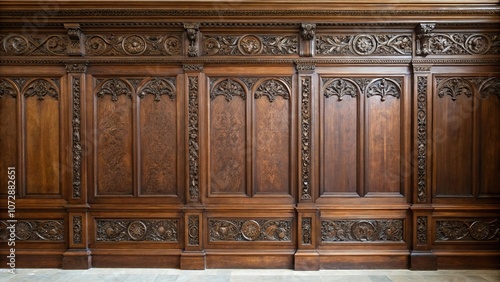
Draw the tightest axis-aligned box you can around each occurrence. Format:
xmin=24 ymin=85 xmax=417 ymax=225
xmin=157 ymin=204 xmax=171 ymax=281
xmin=365 ymin=88 xmax=401 ymax=195
xmin=95 ymin=79 xmax=134 ymax=196
xmin=433 ymin=78 xmax=473 ymax=197
xmin=322 ymin=84 xmax=358 ymax=195
xmin=254 ymin=89 xmax=290 ymax=195
xmin=0 ymin=79 xmax=17 ymax=195
xmin=479 ymin=93 xmax=500 ymax=197
xmin=209 ymin=94 xmax=246 ymax=195
xmin=139 ymin=79 xmax=177 ymax=196
xmin=25 ymin=79 xmax=60 ymax=195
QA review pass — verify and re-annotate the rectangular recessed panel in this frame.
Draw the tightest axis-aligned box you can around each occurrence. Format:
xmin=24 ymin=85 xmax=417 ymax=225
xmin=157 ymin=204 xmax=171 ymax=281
xmin=254 ymin=96 xmax=290 ymax=195
xmin=479 ymin=94 xmax=500 ymax=197
xmin=210 ymin=94 xmax=247 ymax=195
xmin=0 ymin=85 xmax=17 ymax=195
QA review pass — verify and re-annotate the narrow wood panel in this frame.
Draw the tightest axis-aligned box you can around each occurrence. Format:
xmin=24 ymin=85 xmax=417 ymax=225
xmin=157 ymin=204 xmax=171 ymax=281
xmin=210 ymin=95 xmax=246 ymax=195
xmin=323 ymin=95 xmax=358 ymax=195
xmin=96 ymin=94 xmax=133 ymax=195
xmin=366 ymin=95 xmax=401 ymax=195
xmin=254 ymin=96 xmax=290 ymax=195
xmin=0 ymin=85 xmax=17 ymax=195
xmin=25 ymin=90 xmax=60 ymax=195
xmin=479 ymin=94 xmax=500 ymax=197
xmin=434 ymin=93 xmax=473 ymax=197
xmin=140 ymin=93 xmax=177 ymax=195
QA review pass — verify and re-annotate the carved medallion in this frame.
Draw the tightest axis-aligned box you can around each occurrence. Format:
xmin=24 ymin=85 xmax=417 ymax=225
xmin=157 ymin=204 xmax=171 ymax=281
xmin=3 ymin=34 xmax=29 ymax=55
xmin=188 ymin=216 xmax=199 ymax=246
xmin=96 ymin=219 xmax=178 ymax=242
xmin=321 ymin=219 xmax=404 ymax=242
xmin=241 ymin=220 xmax=262 ymax=241
xmin=238 ymin=35 xmax=263 ymax=55
xmin=209 ymin=219 xmax=291 ymax=242
xmin=127 ymin=221 xmax=147 ymax=241
xmin=436 ymin=219 xmax=499 ymax=241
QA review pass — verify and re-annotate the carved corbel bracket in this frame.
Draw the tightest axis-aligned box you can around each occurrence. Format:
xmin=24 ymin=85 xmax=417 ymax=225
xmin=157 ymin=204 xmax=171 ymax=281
xmin=184 ymin=23 xmax=200 ymax=57
xmin=416 ymin=23 xmax=436 ymax=57
xmin=300 ymin=23 xmax=316 ymax=57
xmin=64 ymin=23 xmax=86 ymax=56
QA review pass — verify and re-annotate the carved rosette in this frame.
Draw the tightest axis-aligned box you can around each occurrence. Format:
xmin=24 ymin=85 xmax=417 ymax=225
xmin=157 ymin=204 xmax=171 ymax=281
xmin=300 ymin=77 xmax=312 ymax=200
xmin=316 ymin=33 xmax=412 ymax=56
xmin=202 ymin=34 xmax=297 ymax=56
xmin=416 ymin=216 xmax=427 ymax=245
xmin=85 ymin=34 xmax=181 ymax=56
xmin=0 ymin=34 xmax=67 ymax=56
xmin=436 ymin=219 xmax=500 ymax=241
xmin=254 ymin=79 xmax=290 ymax=102
xmin=96 ymin=219 xmax=178 ymax=242
xmin=188 ymin=76 xmax=200 ymax=201
xmin=138 ymin=77 xmax=176 ymax=101
xmin=96 ymin=78 xmax=133 ymax=101
xmin=210 ymin=78 xmax=246 ymax=101
xmin=0 ymin=78 xmax=18 ymax=98
xmin=188 ymin=215 xmax=200 ymax=246
xmin=417 ymin=76 xmax=427 ymax=203
xmin=321 ymin=219 xmax=404 ymax=242
xmin=72 ymin=77 xmax=82 ymax=198
xmin=209 ymin=219 xmax=292 ymax=242
xmin=302 ymin=217 xmax=312 ymax=245
xmin=23 ymin=79 xmax=59 ymax=101
xmin=0 ymin=220 xmax=64 ymax=241
xmin=73 ymin=216 xmax=82 ymax=244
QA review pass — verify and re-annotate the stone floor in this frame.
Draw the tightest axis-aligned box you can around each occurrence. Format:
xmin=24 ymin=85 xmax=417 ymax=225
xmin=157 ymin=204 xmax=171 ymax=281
xmin=0 ymin=269 xmax=499 ymax=282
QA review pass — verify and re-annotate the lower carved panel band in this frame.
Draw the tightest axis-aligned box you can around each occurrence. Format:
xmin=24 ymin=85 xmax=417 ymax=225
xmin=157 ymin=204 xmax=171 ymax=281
xmin=321 ymin=219 xmax=404 ymax=242
xmin=96 ymin=219 xmax=178 ymax=242
xmin=0 ymin=220 xmax=64 ymax=241
xmin=209 ymin=219 xmax=292 ymax=242
xmin=436 ymin=219 xmax=500 ymax=242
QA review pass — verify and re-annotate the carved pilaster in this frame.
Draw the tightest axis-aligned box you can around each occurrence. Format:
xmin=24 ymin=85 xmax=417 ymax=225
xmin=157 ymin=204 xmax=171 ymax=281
xmin=416 ymin=23 xmax=436 ymax=57
xmin=184 ymin=23 xmax=200 ymax=57
xmin=64 ymin=23 xmax=85 ymax=56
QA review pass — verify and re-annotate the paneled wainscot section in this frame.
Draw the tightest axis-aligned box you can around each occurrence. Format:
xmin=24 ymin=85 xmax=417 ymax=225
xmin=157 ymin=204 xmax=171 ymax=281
xmin=0 ymin=0 xmax=499 ymax=271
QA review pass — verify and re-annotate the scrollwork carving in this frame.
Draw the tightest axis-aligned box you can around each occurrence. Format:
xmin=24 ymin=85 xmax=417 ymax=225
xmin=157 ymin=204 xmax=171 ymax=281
xmin=417 ymin=76 xmax=427 ymax=203
xmin=85 ymin=34 xmax=181 ymax=56
xmin=1 ymin=34 xmax=67 ymax=56
xmin=202 ymin=34 xmax=297 ymax=56
xmin=73 ymin=216 xmax=82 ymax=244
xmin=316 ymin=33 xmax=412 ymax=56
xmin=321 ymin=219 xmax=404 ymax=242
xmin=323 ymin=78 xmax=358 ymax=101
xmin=188 ymin=76 xmax=199 ymax=201
xmin=0 ymin=220 xmax=64 ymax=241
xmin=209 ymin=219 xmax=292 ymax=242
xmin=366 ymin=78 xmax=401 ymax=101
xmin=436 ymin=219 xmax=500 ymax=241
xmin=210 ymin=78 xmax=246 ymax=101
xmin=188 ymin=215 xmax=200 ymax=246
xmin=96 ymin=219 xmax=178 ymax=242
xmin=436 ymin=77 xmax=473 ymax=101
xmin=416 ymin=216 xmax=427 ymax=245
xmin=300 ymin=77 xmax=312 ymax=200
xmin=323 ymin=77 xmax=402 ymax=102
xmin=254 ymin=79 xmax=290 ymax=102
xmin=23 ymin=79 xmax=59 ymax=101
xmin=138 ymin=77 xmax=176 ymax=101
xmin=302 ymin=217 xmax=312 ymax=245
xmin=72 ymin=76 xmax=82 ymax=198
xmin=427 ymin=33 xmax=499 ymax=55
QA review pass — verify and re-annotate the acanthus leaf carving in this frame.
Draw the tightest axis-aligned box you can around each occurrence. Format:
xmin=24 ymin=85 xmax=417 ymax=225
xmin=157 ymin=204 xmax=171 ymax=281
xmin=300 ymin=76 xmax=312 ymax=200
xmin=323 ymin=78 xmax=358 ymax=101
xmin=96 ymin=78 xmax=133 ymax=101
xmin=202 ymin=34 xmax=297 ymax=56
xmin=209 ymin=219 xmax=292 ymax=242
xmin=322 ymin=219 xmax=404 ymax=242
xmin=366 ymin=78 xmax=401 ymax=101
xmin=24 ymin=79 xmax=59 ymax=101
xmin=479 ymin=77 xmax=500 ymax=99
xmin=0 ymin=220 xmax=64 ymax=241
xmin=316 ymin=33 xmax=412 ymax=56
xmin=302 ymin=217 xmax=312 ymax=245
xmin=416 ymin=216 xmax=427 ymax=245
xmin=188 ymin=76 xmax=200 ymax=201
xmin=417 ymin=76 xmax=427 ymax=203
xmin=96 ymin=219 xmax=178 ymax=242
xmin=427 ymin=33 xmax=499 ymax=55
xmin=73 ymin=216 xmax=82 ymax=244
xmin=138 ymin=77 xmax=176 ymax=101
xmin=436 ymin=219 xmax=500 ymax=241
xmin=72 ymin=76 xmax=82 ymax=198
xmin=86 ymin=34 xmax=182 ymax=56
xmin=210 ymin=78 xmax=246 ymax=101
xmin=436 ymin=77 xmax=473 ymax=101
xmin=254 ymin=78 xmax=290 ymax=102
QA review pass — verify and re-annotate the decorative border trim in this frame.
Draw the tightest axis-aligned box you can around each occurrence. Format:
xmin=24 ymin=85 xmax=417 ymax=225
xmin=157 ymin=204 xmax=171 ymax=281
xmin=416 ymin=76 xmax=427 ymax=203
xmin=72 ymin=76 xmax=82 ymax=198
xmin=188 ymin=76 xmax=200 ymax=201
xmin=300 ymin=76 xmax=312 ymax=200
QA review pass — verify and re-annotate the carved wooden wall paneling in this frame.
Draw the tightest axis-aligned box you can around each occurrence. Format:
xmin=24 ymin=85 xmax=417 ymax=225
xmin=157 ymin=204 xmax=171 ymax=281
xmin=0 ymin=0 xmax=499 ymax=271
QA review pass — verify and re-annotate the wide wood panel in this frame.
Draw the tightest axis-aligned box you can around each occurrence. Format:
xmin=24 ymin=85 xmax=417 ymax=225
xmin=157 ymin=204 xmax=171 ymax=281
xmin=0 ymin=79 xmax=17 ymax=195
xmin=479 ymin=89 xmax=500 ymax=197
xmin=24 ymin=79 xmax=60 ymax=196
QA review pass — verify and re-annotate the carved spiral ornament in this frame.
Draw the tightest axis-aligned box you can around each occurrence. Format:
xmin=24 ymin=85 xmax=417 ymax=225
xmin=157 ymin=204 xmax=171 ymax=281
xmin=3 ymin=34 xmax=29 ymax=55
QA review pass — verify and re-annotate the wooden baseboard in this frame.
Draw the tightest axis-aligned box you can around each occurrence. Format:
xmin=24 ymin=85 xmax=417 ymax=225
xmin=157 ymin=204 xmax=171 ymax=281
xmin=62 ymin=249 xmax=92 ymax=269
xmin=294 ymin=250 xmax=320 ymax=271
xmin=319 ymin=251 xmax=410 ymax=269
xmin=410 ymin=251 xmax=437 ymax=270
xmin=206 ymin=250 xmax=294 ymax=269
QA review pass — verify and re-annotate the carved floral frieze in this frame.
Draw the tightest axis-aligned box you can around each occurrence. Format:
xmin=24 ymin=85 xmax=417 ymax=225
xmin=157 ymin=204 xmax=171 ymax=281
xmin=436 ymin=219 xmax=499 ymax=241
xmin=209 ymin=219 xmax=292 ymax=242
xmin=316 ymin=33 xmax=412 ymax=56
xmin=0 ymin=220 xmax=64 ymax=241
xmin=323 ymin=77 xmax=402 ymax=101
xmin=436 ymin=76 xmax=500 ymax=100
xmin=202 ymin=34 xmax=298 ymax=56
xmin=86 ymin=34 xmax=182 ymax=56
xmin=321 ymin=219 xmax=404 ymax=242
xmin=0 ymin=34 xmax=67 ymax=56
xmin=96 ymin=219 xmax=178 ymax=242
xmin=427 ymin=33 xmax=500 ymax=55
